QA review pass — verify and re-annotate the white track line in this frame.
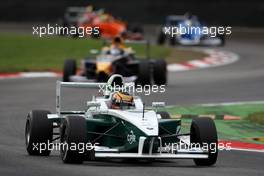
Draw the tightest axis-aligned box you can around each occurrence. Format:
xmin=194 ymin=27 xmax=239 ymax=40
xmin=20 ymin=72 xmax=59 ymax=77
xmin=200 ymin=100 xmax=264 ymax=106
xmin=168 ymin=49 xmax=239 ymax=72
xmin=0 ymin=49 xmax=240 ymax=79
xmin=230 ymin=148 xmax=264 ymax=153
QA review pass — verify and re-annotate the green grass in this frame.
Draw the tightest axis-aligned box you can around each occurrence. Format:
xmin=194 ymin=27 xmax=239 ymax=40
xmin=167 ymin=103 xmax=264 ymax=119
xmin=0 ymin=33 xmax=206 ymax=72
xmin=248 ymin=112 xmax=264 ymax=125
xmin=166 ymin=103 xmax=264 ymax=144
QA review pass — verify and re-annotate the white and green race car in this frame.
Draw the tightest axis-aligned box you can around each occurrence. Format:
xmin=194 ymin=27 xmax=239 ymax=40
xmin=25 ymin=74 xmax=218 ymax=166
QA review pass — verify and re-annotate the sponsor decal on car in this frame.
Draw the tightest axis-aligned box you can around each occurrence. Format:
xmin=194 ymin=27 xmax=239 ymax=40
xmin=127 ymin=130 xmax=136 ymax=144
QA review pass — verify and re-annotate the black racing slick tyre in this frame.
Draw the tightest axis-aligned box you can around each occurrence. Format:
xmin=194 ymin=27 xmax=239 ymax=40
xmin=153 ymin=59 xmax=167 ymax=85
xmin=157 ymin=31 xmax=166 ymax=45
xmin=91 ymin=28 xmax=101 ymax=39
xmin=60 ymin=116 xmax=87 ymax=164
xmin=169 ymin=36 xmax=176 ymax=46
xmin=63 ymin=59 xmax=77 ymax=82
xmin=157 ymin=111 xmax=171 ymax=119
xmin=219 ymin=34 xmax=225 ymax=46
xmin=132 ymin=26 xmax=144 ymax=34
xmin=190 ymin=117 xmax=218 ymax=166
xmin=25 ymin=110 xmax=53 ymax=156
xmin=137 ymin=61 xmax=151 ymax=86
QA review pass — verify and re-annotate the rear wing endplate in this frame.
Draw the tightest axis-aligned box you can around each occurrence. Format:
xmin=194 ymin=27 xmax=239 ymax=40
xmin=56 ymin=81 xmax=106 ymax=115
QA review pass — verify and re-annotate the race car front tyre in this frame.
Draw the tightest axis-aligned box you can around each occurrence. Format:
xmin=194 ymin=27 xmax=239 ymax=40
xmin=190 ymin=117 xmax=218 ymax=166
xmin=60 ymin=116 xmax=87 ymax=164
xmin=137 ymin=61 xmax=151 ymax=86
xmin=25 ymin=110 xmax=53 ymax=156
xmin=63 ymin=59 xmax=77 ymax=82
xmin=157 ymin=111 xmax=171 ymax=119
xmin=153 ymin=59 xmax=167 ymax=85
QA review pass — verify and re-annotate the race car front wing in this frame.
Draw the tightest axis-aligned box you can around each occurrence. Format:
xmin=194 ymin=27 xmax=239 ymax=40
xmin=95 ymin=152 xmax=208 ymax=159
xmin=94 ymin=136 xmax=209 ymax=159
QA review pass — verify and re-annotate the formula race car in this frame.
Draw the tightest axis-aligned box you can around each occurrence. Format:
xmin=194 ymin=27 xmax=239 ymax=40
xmin=78 ymin=7 xmax=143 ymax=40
xmin=60 ymin=6 xmax=144 ymax=40
xmin=157 ymin=14 xmax=225 ymax=46
xmin=63 ymin=37 xmax=167 ymax=85
xmin=25 ymin=74 xmax=218 ymax=166
xmin=58 ymin=7 xmax=86 ymax=34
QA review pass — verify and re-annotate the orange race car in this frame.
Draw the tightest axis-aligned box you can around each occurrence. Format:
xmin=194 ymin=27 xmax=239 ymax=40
xmin=77 ymin=6 xmax=144 ymax=40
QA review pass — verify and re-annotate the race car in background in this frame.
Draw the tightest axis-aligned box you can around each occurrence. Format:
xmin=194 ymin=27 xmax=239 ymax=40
xmin=63 ymin=37 xmax=167 ymax=86
xmin=59 ymin=6 xmax=144 ymax=40
xmin=25 ymin=74 xmax=218 ymax=165
xmin=157 ymin=14 xmax=225 ymax=46
xmin=58 ymin=6 xmax=86 ymax=35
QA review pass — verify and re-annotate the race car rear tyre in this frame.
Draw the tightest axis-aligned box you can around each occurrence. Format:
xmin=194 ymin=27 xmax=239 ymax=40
xmin=153 ymin=59 xmax=167 ymax=85
xmin=157 ymin=111 xmax=171 ymax=119
xmin=169 ymin=36 xmax=176 ymax=46
xmin=60 ymin=116 xmax=87 ymax=164
xmin=190 ymin=117 xmax=218 ymax=166
xmin=57 ymin=19 xmax=67 ymax=36
xmin=218 ymin=34 xmax=225 ymax=46
xmin=157 ymin=31 xmax=166 ymax=45
xmin=137 ymin=61 xmax=151 ymax=86
xmin=25 ymin=110 xmax=53 ymax=156
xmin=97 ymin=72 xmax=109 ymax=82
xmin=63 ymin=59 xmax=77 ymax=82
xmin=91 ymin=27 xmax=101 ymax=39
xmin=132 ymin=26 xmax=144 ymax=34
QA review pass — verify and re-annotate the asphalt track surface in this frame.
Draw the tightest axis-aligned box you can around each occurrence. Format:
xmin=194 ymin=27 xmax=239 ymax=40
xmin=0 ymin=34 xmax=264 ymax=175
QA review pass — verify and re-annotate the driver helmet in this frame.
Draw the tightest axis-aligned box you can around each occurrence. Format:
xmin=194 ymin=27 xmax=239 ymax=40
xmin=111 ymin=36 xmax=125 ymax=49
xmin=111 ymin=91 xmax=134 ymax=109
xmin=86 ymin=5 xmax=93 ymax=13
xmin=109 ymin=48 xmax=124 ymax=56
xmin=184 ymin=12 xmax=193 ymax=20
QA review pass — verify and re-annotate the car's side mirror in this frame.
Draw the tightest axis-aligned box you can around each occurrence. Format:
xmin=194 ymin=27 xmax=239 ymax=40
xmin=90 ymin=49 xmax=99 ymax=55
xmin=152 ymin=102 xmax=165 ymax=108
xmin=86 ymin=101 xmax=101 ymax=109
xmin=152 ymin=102 xmax=165 ymax=118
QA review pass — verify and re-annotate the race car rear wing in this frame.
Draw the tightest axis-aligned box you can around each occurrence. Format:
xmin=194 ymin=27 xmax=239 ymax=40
xmin=125 ymin=40 xmax=150 ymax=59
xmin=56 ymin=74 xmax=135 ymax=115
xmin=102 ymin=39 xmax=151 ymax=59
xmin=56 ymin=81 xmax=106 ymax=115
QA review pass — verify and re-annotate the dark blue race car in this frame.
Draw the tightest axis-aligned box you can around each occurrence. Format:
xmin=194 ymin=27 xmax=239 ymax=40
xmin=157 ymin=14 xmax=225 ymax=46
